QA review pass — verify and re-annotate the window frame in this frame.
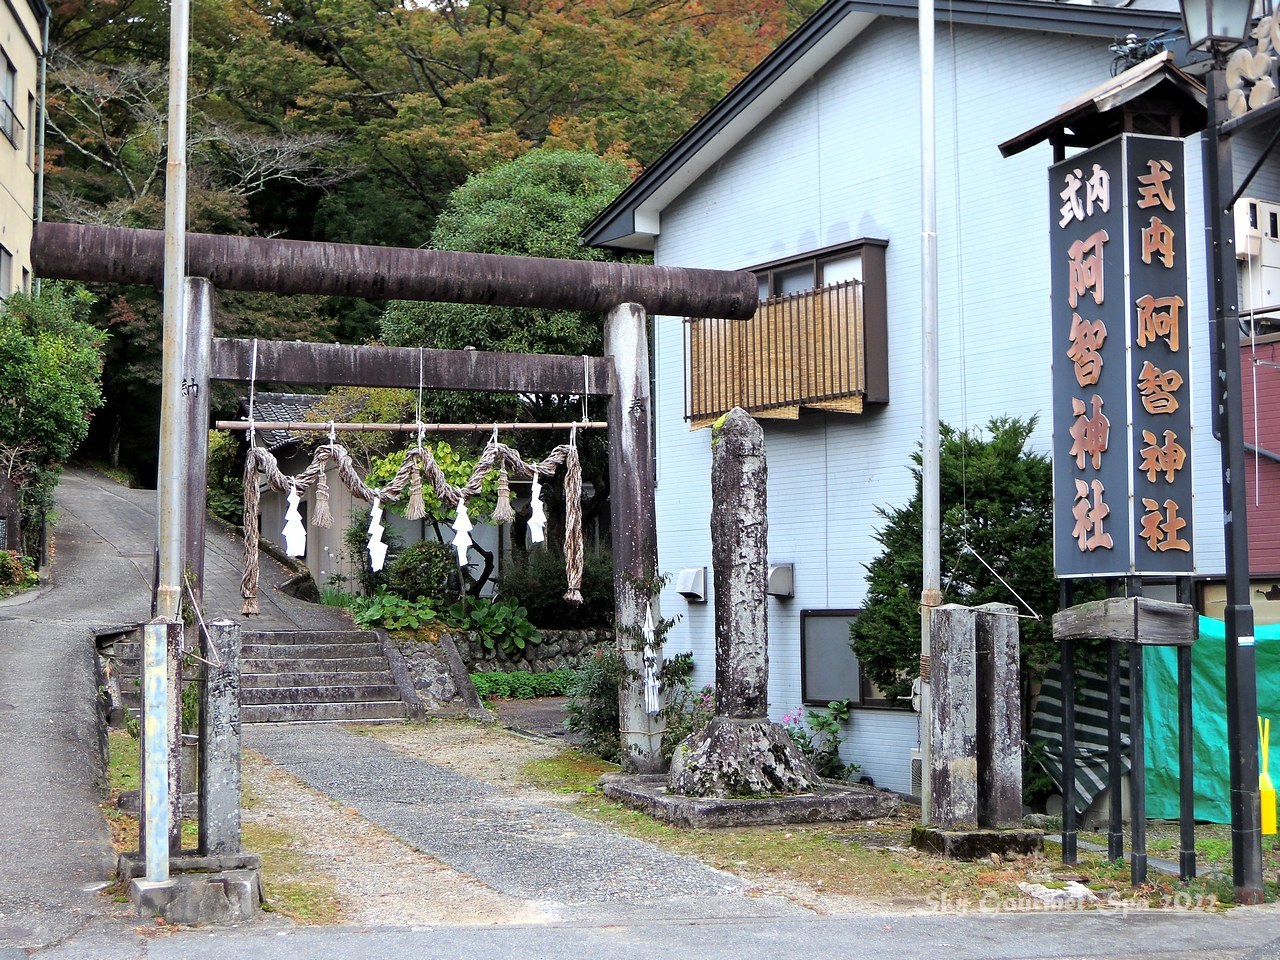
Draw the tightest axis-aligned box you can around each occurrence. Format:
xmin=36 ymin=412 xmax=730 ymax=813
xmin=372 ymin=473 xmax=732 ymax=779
xmin=0 ymin=51 xmax=19 ymax=150
xmin=750 ymin=239 xmax=882 ymax=300
xmin=799 ymin=608 xmax=900 ymax=709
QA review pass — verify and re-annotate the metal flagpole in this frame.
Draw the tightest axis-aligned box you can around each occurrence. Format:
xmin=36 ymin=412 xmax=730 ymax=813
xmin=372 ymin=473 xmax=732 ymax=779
xmin=918 ymin=0 xmax=941 ymax=825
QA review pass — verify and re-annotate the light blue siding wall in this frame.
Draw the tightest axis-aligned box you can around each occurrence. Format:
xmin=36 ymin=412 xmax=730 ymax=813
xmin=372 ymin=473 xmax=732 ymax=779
xmin=647 ymin=18 xmax=1235 ymax=793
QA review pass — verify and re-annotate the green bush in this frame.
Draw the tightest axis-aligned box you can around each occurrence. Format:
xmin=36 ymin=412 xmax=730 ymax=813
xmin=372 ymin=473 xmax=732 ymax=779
xmin=498 ymin=547 xmax=614 ymax=629
xmin=350 ymin=588 xmax=439 ymax=630
xmin=342 ymin=506 xmax=404 ymax=596
xmin=386 ymin=539 xmax=458 ymax=605
xmin=470 ymin=668 xmax=578 ymax=700
xmin=565 ymin=646 xmax=625 ymax=762
xmin=447 ymin=596 xmax=540 ymax=656
xmin=0 ymin=550 xmax=31 ymax=590
xmin=780 ymin=699 xmax=859 ymax=781
xmin=205 ymin=429 xmax=244 ymax=524
xmin=657 ymin=653 xmax=716 ymax=763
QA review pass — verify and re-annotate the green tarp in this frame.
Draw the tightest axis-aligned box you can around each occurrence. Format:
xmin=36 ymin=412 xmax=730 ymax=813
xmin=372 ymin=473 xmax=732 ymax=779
xmin=1144 ymin=616 xmax=1280 ymax=823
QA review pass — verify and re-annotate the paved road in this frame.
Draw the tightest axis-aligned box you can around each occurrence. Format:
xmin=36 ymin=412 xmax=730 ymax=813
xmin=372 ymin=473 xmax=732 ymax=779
xmin=2 ymin=468 xmax=1280 ymax=959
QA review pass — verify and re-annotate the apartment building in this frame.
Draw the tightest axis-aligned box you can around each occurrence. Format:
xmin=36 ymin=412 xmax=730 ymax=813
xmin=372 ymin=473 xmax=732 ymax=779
xmin=0 ymin=0 xmax=48 ymax=297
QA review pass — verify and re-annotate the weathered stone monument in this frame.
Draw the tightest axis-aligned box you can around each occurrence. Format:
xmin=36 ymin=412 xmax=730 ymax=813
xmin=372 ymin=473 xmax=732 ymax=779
xmin=912 ymin=602 xmax=1040 ymax=859
xmin=667 ymin=408 xmax=820 ymax=797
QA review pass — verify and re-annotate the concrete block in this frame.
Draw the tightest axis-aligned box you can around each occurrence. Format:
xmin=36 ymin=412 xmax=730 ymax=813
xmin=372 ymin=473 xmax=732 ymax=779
xmin=129 ymin=870 xmax=261 ymax=925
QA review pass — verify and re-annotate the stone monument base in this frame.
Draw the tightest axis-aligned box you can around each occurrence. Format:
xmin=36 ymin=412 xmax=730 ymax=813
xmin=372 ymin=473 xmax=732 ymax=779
xmin=667 ymin=717 xmax=822 ymax=797
xmin=120 ymin=852 xmax=262 ymax=925
xmin=604 ymin=774 xmax=901 ymax=828
xmin=910 ymin=826 xmax=1044 ymax=860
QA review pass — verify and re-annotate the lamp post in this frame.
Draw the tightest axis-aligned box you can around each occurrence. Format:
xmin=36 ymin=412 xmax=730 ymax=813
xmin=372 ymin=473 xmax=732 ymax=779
xmin=1177 ymin=0 xmax=1264 ymax=903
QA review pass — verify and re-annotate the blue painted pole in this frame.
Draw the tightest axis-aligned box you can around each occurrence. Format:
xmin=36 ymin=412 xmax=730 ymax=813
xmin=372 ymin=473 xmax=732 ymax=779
xmin=142 ymin=621 xmax=171 ymax=883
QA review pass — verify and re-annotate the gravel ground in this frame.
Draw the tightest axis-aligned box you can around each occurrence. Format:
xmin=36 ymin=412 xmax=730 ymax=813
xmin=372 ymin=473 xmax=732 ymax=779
xmin=239 ymin=719 xmax=884 ymax=925
xmin=243 ymin=744 xmax=556 ymax=927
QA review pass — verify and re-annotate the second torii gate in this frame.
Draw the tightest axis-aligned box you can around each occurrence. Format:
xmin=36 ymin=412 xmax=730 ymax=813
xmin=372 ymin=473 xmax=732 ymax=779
xmin=33 ymin=220 xmax=757 ymax=777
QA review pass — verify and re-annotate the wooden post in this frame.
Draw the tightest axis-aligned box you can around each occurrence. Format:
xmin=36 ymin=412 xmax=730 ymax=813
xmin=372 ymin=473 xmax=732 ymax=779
xmin=605 ymin=302 xmax=662 ymax=772
xmin=182 ymin=278 xmax=214 ymax=610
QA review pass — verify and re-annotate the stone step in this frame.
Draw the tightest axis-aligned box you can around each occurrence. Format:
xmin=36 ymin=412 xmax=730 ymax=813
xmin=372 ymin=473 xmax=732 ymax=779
xmin=241 ymin=700 xmax=407 ymax=724
xmin=242 ymin=630 xmax=381 ymax=646
xmin=239 ymin=656 xmax=392 ymax=675
xmin=241 ymin=683 xmax=403 ymax=706
xmin=241 ymin=641 xmax=384 ymax=661
xmin=241 ymin=669 xmax=395 ymax=689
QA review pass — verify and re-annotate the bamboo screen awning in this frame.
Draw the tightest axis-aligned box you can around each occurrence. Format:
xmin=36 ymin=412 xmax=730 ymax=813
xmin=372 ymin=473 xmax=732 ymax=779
xmin=684 ymin=279 xmax=867 ymax=429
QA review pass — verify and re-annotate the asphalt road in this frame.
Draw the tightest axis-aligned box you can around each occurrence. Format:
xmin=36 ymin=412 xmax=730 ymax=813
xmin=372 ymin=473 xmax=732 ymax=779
xmin=2 ymin=468 xmax=1279 ymax=959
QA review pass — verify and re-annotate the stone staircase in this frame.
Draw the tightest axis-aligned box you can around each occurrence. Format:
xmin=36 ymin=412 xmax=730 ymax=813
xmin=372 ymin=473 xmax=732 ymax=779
xmin=101 ymin=628 xmax=409 ymax=725
xmin=240 ymin=630 xmax=407 ymax=723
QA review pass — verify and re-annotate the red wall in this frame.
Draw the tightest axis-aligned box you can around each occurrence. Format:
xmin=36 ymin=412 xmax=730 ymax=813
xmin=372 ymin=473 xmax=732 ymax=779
xmin=1242 ymin=336 xmax=1280 ymax=575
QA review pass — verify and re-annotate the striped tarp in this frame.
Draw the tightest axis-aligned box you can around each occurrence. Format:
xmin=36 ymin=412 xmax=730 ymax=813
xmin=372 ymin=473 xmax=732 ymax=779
xmin=1030 ymin=659 xmax=1131 ymax=814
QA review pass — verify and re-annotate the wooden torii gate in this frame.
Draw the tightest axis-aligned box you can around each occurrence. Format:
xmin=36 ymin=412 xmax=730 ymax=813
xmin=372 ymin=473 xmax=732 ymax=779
xmin=33 ymin=221 xmax=757 ymax=776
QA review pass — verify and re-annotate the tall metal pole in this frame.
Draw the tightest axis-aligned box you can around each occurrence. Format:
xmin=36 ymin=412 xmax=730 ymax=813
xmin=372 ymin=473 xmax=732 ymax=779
xmin=157 ymin=0 xmax=190 ymax=620
xmin=918 ymin=0 xmax=941 ymax=825
xmin=1203 ymin=63 xmax=1264 ymax=903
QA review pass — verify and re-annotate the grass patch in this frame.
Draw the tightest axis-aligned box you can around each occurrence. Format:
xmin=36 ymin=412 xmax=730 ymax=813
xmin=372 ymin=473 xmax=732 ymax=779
xmin=521 ymin=751 xmax=617 ymax=794
xmin=520 ymin=745 xmax=1269 ymax=910
xmin=242 ymin=822 xmax=344 ymax=923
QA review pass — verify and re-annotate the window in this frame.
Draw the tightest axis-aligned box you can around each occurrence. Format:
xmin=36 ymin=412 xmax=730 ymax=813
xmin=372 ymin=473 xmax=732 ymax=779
xmin=800 ymin=609 xmax=896 ymax=707
xmin=0 ymin=53 xmax=19 ymax=150
xmin=684 ymin=239 xmax=888 ymax=427
xmin=0 ymin=246 xmax=12 ymax=298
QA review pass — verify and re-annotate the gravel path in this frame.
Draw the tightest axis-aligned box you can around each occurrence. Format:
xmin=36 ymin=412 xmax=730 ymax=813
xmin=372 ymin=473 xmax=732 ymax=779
xmin=244 ymin=723 xmax=806 ymax=924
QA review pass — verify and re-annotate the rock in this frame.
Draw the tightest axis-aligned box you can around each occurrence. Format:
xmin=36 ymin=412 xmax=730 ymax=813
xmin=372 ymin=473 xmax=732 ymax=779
xmin=1016 ymin=880 xmax=1099 ymax=907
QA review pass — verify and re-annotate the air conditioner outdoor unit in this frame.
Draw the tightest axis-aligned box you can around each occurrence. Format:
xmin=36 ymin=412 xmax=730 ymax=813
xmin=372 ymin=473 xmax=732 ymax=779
xmin=910 ymin=747 xmax=923 ymax=798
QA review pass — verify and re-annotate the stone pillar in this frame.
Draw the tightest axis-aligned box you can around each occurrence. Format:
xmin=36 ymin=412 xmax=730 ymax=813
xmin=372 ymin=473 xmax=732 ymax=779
xmin=668 ymin=408 xmax=819 ymax=797
xmin=711 ymin=407 xmax=768 ymax=719
xmin=181 ymin=278 xmax=214 ymax=611
xmin=930 ymin=604 xmax=978 ymax=829
xmin=604 ymin=302 xmax=662 ymax=772
xmin=976 ymin=602 xmax=1022 ymax=828
xmin=199 ymin=619 xmax=242 ymax=855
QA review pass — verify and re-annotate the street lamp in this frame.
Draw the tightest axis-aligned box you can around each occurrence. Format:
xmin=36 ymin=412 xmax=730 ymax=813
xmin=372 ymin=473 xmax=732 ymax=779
xmin=1176 ymin=0 xmax=1265 ymax=903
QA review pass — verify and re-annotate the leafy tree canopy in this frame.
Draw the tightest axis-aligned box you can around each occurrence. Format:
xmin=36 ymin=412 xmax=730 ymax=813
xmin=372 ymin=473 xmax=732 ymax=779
xmin=850 ymin=416 xmax=1058 ymax=703
xmin=0 ymin=283 xmax=108 ymax=554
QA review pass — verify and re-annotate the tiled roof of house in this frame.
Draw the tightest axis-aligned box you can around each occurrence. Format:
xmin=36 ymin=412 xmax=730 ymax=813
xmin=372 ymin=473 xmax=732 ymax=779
xmin=237 ymin=392 xmax=323 ymax=453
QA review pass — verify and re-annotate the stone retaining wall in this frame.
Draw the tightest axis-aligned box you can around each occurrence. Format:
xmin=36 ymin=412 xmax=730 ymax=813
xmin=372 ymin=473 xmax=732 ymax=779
xmin=451 ymin=628 xmax=612 ymax=674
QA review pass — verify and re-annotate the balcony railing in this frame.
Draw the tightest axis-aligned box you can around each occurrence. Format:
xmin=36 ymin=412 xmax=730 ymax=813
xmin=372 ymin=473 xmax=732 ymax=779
xmin=684 ymin=279 xmax=875 ymax=428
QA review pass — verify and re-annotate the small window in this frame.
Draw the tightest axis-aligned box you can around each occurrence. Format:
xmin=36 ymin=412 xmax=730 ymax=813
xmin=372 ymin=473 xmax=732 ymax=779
xmin=0 ymin=246 xmax=12 ymax=298
xmin=800 ymin=609 xmax=897 ymax=707
xmin=0 ymin=53 xmax=18 ymax=149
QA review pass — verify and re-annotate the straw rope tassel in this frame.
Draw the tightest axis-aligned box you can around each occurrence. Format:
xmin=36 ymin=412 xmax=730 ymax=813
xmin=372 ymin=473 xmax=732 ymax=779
xmin=313 ymin=463 xmax=333 ymax=528
xmin=240 ymin=451 xmax=262 ymax=615
xmin=562 ymin=443 xmax=584 ymax=605
xmin=406 ymin=457 xmax=426 ymax=521
xmin=492 ymin=465 xmax=515 ymax=524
